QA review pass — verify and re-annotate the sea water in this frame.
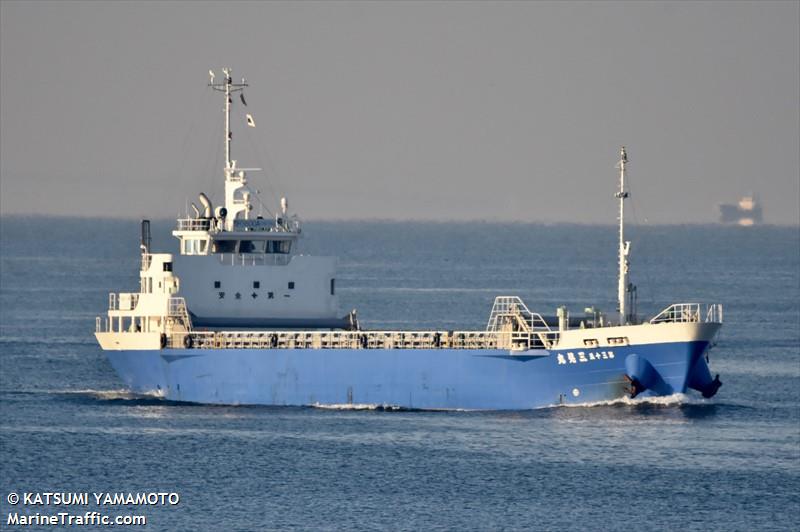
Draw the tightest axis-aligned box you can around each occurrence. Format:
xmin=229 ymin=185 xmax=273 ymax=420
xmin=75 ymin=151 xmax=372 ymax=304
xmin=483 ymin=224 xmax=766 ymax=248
xmin=1 ymin=218 xmax=798 ymax=531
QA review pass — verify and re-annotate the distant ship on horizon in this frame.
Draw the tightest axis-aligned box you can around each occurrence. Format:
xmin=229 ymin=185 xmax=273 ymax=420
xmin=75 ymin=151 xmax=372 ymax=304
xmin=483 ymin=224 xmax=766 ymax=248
xmin=719 ymin=195 xmax=762 ymax=226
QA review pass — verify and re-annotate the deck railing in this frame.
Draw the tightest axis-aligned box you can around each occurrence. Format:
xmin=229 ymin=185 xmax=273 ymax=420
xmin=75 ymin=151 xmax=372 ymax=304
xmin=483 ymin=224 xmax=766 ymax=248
xmin=217 ymin=253 xmax=292 ymax=267
xmin=176 ymin=218 xmax=212 ymax=231
xmin=486 ymin=296 xmax=553 ymax=332
xmin=649 ymin=303 xmax=723 ymax=324
xmin=166 ymin=328 xmax=555 ymax=352
xmin=108 ymin=293 xmax=139 ymax=311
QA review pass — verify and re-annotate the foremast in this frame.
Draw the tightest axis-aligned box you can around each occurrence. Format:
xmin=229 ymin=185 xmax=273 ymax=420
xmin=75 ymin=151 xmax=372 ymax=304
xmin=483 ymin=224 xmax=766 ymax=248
xmin=209 ymin=68 xmax=255 ymax=230
xmin=615 ymin=146 xmax=631 ymax=325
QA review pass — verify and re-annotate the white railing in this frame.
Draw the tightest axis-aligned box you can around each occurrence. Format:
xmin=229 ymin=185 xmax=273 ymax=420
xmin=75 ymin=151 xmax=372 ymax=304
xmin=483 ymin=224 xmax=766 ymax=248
xmin=706 ymin=303 xmax=723 ymax=323
xmin=95 ymin=316 xmax=110 ymax=333
xmin=217 ymin=253 xmax=292 ymax=267
xmin=167 ymin=297 xmax=192 ymax=329
xmin=176 ymin=218 xmax=213 ymax=231
xmin=169 ymin=328 xmax=556 ymax=351
xmin=108 ymin=293 xmax=139 ymax=311
xmin=486 ymin=296 xmax=554 ymax=332
xmin=649 ymin=303 xmax=723 ymax=324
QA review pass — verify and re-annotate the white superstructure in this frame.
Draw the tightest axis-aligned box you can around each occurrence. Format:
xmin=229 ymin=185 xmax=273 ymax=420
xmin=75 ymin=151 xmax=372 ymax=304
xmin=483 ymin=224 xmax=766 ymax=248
xmin=167 ymin=69 xmax=352 ymax=329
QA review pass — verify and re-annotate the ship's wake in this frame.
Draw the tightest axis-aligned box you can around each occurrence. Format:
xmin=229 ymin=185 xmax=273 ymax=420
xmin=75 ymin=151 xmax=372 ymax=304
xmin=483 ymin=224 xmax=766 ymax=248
xmin=557 ymin=393 xmax=705 ymax=409
xmin=309 ymin=402 xmax=407 ymax=412
xmin=310 ymin=393 xmax=712 ymax=413
xmin=55 ymin=388 xmax=169 ymax=405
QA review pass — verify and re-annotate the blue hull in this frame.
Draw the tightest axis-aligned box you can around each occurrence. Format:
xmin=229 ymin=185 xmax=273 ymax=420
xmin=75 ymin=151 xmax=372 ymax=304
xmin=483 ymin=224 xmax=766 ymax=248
xmin=105 ymin=340 xmax=714 ymax=409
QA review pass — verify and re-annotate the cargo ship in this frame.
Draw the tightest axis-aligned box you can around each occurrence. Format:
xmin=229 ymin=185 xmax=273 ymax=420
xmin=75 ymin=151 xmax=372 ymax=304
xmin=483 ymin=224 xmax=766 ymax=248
xmin=719 ymin=196 xmax=762 ymax=226
xmin=94 ymin=69 xmax=723 ymax=409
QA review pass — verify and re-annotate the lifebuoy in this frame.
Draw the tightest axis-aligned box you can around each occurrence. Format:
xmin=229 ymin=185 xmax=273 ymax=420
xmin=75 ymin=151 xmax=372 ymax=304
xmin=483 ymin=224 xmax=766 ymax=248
xmin=183 ymin=335 xmax=194 ymax=349
xmin=160 ymin=333 xmax=167 ymax=349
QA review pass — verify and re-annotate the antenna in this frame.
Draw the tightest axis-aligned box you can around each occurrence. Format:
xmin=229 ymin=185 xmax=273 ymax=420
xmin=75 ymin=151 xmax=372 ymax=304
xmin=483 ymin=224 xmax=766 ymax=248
xmin=615 ymin=147 xmax=631 ymax=325
xmin=208 ymin=68 xmax=250 ymax=229
xmin=208 ymin=67 xmax=248 ymax=170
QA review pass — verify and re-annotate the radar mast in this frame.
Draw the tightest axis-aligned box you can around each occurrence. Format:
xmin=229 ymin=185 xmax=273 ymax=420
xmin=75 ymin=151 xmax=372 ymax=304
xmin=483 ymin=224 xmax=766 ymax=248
xmin=209 ymin=68 xmax=254 ymax=228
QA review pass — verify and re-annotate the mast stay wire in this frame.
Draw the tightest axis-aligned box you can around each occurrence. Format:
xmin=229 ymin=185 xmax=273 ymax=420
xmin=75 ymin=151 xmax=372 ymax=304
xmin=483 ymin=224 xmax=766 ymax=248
xmin=230 ymin=94 xmax=285 ymax=218
xmin=208 ymin=123 xmax=223 ymax=212
xmin=242 ymin=126 xmax=278 ymax=219
xmin=163 ymin=87 xmax=213 ymax=217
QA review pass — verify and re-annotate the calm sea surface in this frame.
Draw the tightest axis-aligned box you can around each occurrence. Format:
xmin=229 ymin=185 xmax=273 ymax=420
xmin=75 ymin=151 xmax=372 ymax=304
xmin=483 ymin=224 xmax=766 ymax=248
xmin=1 ymin=218 xmax=798 ymax=531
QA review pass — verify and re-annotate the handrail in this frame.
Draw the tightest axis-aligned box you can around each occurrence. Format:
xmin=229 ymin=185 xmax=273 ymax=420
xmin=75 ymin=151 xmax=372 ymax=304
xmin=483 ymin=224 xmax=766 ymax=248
xmin=176 ymin=218 xmax=213 ymax=232
xmin=486 ymin=296 xmax=553 ymax=333
xmin=168 ymin=328 xmax=557 ymax=351
xmin=217 ymin=253 xmax=292 ymax=266
xmin=649 ymin=303 xmax=723 ymax=324
xmin=108 ymin=293 xmax=138 ymax=311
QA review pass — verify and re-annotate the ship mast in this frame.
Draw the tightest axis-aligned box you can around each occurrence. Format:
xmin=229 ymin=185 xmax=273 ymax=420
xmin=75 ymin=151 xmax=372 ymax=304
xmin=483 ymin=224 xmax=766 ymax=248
xmin=615 ymin=146 xmax=630 ymax=325
xmin=209 ymin=68 xmax=247 ymax=170
xmin=209 ymin=68 xmax=252 ymax=228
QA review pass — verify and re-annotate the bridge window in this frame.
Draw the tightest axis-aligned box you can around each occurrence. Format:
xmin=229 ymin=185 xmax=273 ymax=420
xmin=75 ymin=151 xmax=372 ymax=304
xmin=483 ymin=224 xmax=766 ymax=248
xmin=240 ymin=240 xmax=266 ymax=254
xmin=182 ymin=239 xmax=208 ymax=255
xmin=212 ymin=240 xmax=237 ymax=254
xmin=268 ymin=240 xmax=291 ymax=254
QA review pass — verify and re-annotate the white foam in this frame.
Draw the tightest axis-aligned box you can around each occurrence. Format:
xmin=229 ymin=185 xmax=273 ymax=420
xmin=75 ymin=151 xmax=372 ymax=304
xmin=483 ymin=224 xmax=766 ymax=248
xmin=310 ymin=402 xmax=403 ymax=411
xmin=557 ymin=392 xmax=704 ymax=408
xmin=59 ymin=388 xmax=165 ymax=400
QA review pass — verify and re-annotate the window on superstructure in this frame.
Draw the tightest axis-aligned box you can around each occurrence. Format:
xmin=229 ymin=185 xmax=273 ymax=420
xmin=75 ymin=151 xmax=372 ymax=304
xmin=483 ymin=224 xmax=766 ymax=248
xmin=183 ymin=239 xmax=207 ymax=255
xmin=212 ymin=240 xmax=237 ymax=254
xmin=253 ymin=281 xmax=260 ymax=289
xmin=288 ymin=282 xmax=295 ymax=290
xmin=330 ymin=279 xmax=335 ymax=295
xmin=269 ymin=240 xmax=291 ymax=254
xmin=214 ymin=281 xmax=221 ymax=288
xmin=240 ymin=240 xmax=266 ymax=254
xmin=163 ymin=262 xmax=172 ymax=272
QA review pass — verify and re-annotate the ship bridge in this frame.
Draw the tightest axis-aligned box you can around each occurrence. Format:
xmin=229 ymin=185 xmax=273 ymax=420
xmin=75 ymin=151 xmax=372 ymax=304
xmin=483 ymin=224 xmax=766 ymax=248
xmin=173 ymin=207 xmax=299 ymax=257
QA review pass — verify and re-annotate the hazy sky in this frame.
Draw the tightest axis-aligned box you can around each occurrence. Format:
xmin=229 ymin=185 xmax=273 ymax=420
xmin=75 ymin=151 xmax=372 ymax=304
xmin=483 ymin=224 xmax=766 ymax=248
xmin=1 ymin=1 xmax=798 ymax=224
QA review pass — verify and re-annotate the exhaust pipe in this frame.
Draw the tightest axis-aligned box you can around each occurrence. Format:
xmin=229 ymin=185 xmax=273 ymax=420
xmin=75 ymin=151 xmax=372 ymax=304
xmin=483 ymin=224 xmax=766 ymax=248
xmin=198 ymin=193 xmax=212 ymax=218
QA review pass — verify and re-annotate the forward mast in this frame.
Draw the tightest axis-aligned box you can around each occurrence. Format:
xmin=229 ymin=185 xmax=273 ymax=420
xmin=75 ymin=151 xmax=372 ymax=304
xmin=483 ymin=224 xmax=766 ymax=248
xmin=615 ymin=146 xmax=631 ymax=325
